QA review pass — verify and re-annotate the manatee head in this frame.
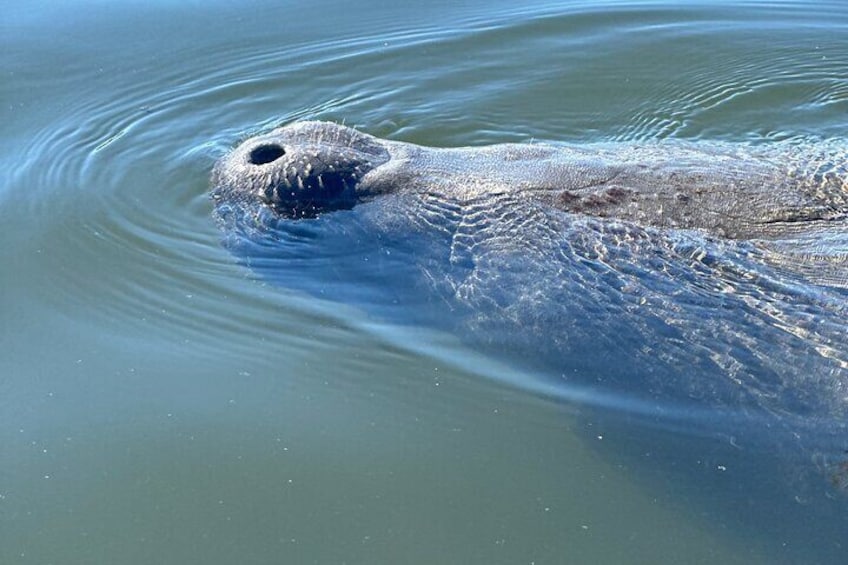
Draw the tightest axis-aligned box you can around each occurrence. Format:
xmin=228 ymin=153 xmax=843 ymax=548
xmin=212 ymin=121 xmax=392 ymax=219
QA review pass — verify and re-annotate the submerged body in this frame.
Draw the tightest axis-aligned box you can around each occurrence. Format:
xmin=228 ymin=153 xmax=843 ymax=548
xmin=212 ymin=122 xmax=848 ymax=520
xmin=212 ymin=120 xmax=848 ymax=411
xmin=212 ymin=120 xmax=848 ymax=418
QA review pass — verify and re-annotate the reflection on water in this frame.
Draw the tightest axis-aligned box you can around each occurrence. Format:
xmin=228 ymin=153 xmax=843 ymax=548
xmin=3 ymin=1 xmax=848 ymax=563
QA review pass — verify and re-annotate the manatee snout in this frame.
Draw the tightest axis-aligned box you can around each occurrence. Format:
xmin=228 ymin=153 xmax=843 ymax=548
xmin=212 ymin=122 xmax=393 ymax=218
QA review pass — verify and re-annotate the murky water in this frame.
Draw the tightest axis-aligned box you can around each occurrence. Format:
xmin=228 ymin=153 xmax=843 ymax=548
xmin=3 ymin=1 xmax=848 ymax=563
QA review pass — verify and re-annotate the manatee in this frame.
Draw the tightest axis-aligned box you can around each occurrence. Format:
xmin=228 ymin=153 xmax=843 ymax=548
xmin=212 ymin=121 xmax=848 ymax=560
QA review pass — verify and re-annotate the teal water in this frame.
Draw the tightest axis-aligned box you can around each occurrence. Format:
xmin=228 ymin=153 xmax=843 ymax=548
xmin=3 ymin=1 xmax=848 ymax=563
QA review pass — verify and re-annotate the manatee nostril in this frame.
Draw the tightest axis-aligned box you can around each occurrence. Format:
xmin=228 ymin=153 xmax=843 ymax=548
xmin=249 ymin=144 xmax=285 ymax=165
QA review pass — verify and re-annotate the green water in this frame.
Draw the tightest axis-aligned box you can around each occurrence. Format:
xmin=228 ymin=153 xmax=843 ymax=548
xmin=3 ymin=1 xmax=848 ymax=563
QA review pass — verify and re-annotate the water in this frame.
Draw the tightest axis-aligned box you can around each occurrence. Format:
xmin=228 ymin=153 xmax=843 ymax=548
xmin=3 ymin=1 xmax=848 ymax=563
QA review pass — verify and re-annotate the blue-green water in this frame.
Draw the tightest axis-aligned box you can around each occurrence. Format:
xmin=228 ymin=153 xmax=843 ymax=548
xmin=3 ymin=1 xmax=848 ymax=563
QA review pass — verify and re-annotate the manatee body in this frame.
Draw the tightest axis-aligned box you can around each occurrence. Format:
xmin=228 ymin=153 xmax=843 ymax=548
xmin=211 ymin=122 xmax=848 ymax=514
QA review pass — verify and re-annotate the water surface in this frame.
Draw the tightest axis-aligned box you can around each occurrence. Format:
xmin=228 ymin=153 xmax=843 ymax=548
xmin=3 ymin=1 xmax=848 ymax=563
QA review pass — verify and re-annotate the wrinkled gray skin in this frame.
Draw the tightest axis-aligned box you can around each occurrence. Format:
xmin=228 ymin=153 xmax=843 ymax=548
xmin=212 ymin=121 xmax=848 ymax=560
xmin=213 ymin=121 xmax=848 ymax=239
